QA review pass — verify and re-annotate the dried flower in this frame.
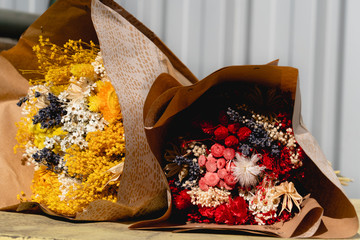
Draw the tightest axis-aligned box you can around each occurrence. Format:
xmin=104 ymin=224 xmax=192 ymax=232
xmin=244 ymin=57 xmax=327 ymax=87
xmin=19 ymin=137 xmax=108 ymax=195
xmin=210 ymin=143 xmax=225 ymax=158
xmin=232 ymin=153 xmax=265 ymax=188
xmin=272 ymin=181 xmax=303 ymax=215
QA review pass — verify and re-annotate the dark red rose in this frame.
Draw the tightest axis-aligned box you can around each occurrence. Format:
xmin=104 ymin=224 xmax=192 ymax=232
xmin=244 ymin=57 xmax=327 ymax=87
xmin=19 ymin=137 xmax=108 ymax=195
xmin=227 ymin=123 xmax=240 ymax=134
xmin=224 ymin=135 xmax=239 ymax=147
xmin=237 ymin=127 xmax=251 ymax=141
xmin=218 ymin=110 xmax=229 ymax=126
xmin=174 ymin=190 xmax=192 ymax=210
xmin=214 ymin=126 xmax=229 ymax=140
xmin=199 ymin=206 xmax=216 ymax=219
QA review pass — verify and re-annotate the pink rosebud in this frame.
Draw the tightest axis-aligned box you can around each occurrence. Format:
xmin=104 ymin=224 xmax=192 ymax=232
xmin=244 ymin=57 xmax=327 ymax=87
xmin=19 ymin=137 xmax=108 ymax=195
xmin=217 ymin=180 xmax=226 ymax=188
xmin=206 ymin=160 xmax=217 ymax=172
xmin=199 ymin=177 xmax=209 ymax=191
xmin=217 ymin=180 xmax=233 ymax=190
xmin=224 ymin=182 xmax=234 ymax=190
xmin=217 ymin=168 xmax=228 ymax=179
xmin=207 ymin=153 xmax=216 ymax=162
xmin=198 ymin=155 xmax=207 ymax=167
xmin=225 ymin=135 xmax=239 ymax=147
xmin=226 ymin=161 xmax=236 ymax=173
xmin=217 ymin=158 xmax=226 ymax=169
xmin=211 ymin=143 xmax=225 ymax=158
xmin=214 ymin=126 xmax=229 ymax=140
xmin=237 ymin=127 xmax=251 ymax=142
xmin=224 ymin=174 xmax=237 ymax=187
xmin=223 ymin=148 xmax=235 ymax=160
xmin=228 ymin=123 xmax=240 ymax=134
xmin=204 ymin=172 xmax=220 ymax=187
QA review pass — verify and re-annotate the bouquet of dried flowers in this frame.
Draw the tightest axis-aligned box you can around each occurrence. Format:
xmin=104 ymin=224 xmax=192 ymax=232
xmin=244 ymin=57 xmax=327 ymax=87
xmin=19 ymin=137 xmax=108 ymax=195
xmin=163 ymin=83 xmax=307 ymax=225
xmin=15 ymin=37 xmax=125 ymax=216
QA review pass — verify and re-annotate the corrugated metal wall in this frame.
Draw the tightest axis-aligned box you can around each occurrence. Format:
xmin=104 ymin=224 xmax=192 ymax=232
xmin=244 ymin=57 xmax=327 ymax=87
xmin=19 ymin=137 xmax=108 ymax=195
xmin=0 ymin=0 xmax=48 ymax=13
xmin=1 ymin=0 xmax=359 ymax=198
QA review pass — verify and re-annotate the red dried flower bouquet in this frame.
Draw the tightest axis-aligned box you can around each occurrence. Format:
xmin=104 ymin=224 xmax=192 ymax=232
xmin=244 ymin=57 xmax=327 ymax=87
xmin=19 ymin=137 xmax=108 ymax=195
xmin=163 ymin=83 xmax=306 ymax=225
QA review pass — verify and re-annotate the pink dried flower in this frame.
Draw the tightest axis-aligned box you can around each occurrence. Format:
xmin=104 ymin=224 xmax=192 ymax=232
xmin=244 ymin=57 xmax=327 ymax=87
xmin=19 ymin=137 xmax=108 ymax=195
xmin=199 ymin=177 xmax=209 ymax=191
xmin=211 ymin=143 xmax=225 ymax=158
xmin=224 ymin=174 xmax=237 ymax=188
xmin=217 ymin=158 xmax=226 ymax=169
xmin=204 ymin=172 xmax=220 ymax=187
xmin=198 ymin=155 xmax=207 ymax=167
xmin=217 ymin=168 xmax=228 ymax=179
xmin=223 ymin=148 xmax=235 ymax=160
xmin=206 ymin=160 xmax=217 ymax=172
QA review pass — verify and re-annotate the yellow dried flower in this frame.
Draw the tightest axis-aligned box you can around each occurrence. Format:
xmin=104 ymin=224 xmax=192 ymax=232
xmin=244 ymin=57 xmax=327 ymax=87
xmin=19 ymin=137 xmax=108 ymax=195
xmin=16 ymin=37 xmax=124 ymax=217
xmin=88 ymin=81 xmax=121 ymax=123
xmin=70 ymin=64 xmax=95 ymax=80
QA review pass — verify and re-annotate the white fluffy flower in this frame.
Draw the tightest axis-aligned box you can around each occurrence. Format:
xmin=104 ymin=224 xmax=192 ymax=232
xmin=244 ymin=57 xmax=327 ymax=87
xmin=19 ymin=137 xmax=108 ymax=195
xmin=232 ymin=153 xmax=265 ymax=188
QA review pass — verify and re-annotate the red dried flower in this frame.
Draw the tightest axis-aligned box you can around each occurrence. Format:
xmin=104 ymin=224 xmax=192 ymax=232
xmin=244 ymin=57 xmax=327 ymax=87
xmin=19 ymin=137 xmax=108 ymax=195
xmin=228 ymin=197 xmax=248 ymax=224
xmin=211 ymin=143 xmax=225 ymax=157
xmin=200 ymin=121 xmax=216 ymax=134
xmin=199 ymin=206 xmax=216 ymax=219
xmin=214 ymin=126 xmax=229 ymax=140
xmin=214 ymin=204 xmax=234 ymax=224
xmin=218 ymin=110 xmax=229 ymax=126
xmin=174 ymin=190 xmax=192 ymax=210
xmin=228 ymin=123 xmax=240 ymax=134
xmin=237 ymin=127 xmax=251 ymax=142
xmin=224 ymin=135 xmax=239 ymax=147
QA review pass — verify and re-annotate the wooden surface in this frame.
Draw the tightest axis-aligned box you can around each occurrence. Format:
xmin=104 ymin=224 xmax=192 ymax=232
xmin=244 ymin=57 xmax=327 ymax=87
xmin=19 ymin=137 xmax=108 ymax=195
xmin=0 ymin=199 xmax=359 ymax=240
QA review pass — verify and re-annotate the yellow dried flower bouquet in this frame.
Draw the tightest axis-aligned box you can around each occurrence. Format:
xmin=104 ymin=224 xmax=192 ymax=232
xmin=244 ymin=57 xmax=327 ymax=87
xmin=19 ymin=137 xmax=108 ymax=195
xmin=15 ymin=37 xmax=125 ymax=216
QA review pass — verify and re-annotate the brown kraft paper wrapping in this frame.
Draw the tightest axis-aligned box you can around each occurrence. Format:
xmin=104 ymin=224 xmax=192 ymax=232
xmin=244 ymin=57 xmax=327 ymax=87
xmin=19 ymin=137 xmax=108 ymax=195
xmin=0 ymin=0 xmax=197 ymax=221
xmin=137 ymin=65 xmax=359 ymax=238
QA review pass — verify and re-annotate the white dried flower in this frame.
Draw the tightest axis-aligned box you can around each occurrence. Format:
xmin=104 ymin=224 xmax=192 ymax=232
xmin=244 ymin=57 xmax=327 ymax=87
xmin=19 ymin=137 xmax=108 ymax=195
xmin=232 ymin=153 xmax=265 ymax=188
xmin=187 ymin=186 xmax=230 ymax=208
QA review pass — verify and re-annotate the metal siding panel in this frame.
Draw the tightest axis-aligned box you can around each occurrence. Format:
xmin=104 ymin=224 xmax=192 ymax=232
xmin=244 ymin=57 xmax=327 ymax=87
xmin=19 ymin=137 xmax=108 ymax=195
xmin=231 ymin=0 xmax=250 ymax=65
xmin=340 ymin=0 xmax=360 ymax=198
xmin=290 ymin=0 xmax=317 ymax=132
xmin=316 ymin=0 xmax=343 ymax=166
xmin=200 ymin=0 xmax=227 ymax=78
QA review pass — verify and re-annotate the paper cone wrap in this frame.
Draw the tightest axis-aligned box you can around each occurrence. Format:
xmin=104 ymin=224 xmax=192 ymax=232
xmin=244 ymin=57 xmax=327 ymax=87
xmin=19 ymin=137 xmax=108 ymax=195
xmin=138 ymin=66 xmax=359 ymax=238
